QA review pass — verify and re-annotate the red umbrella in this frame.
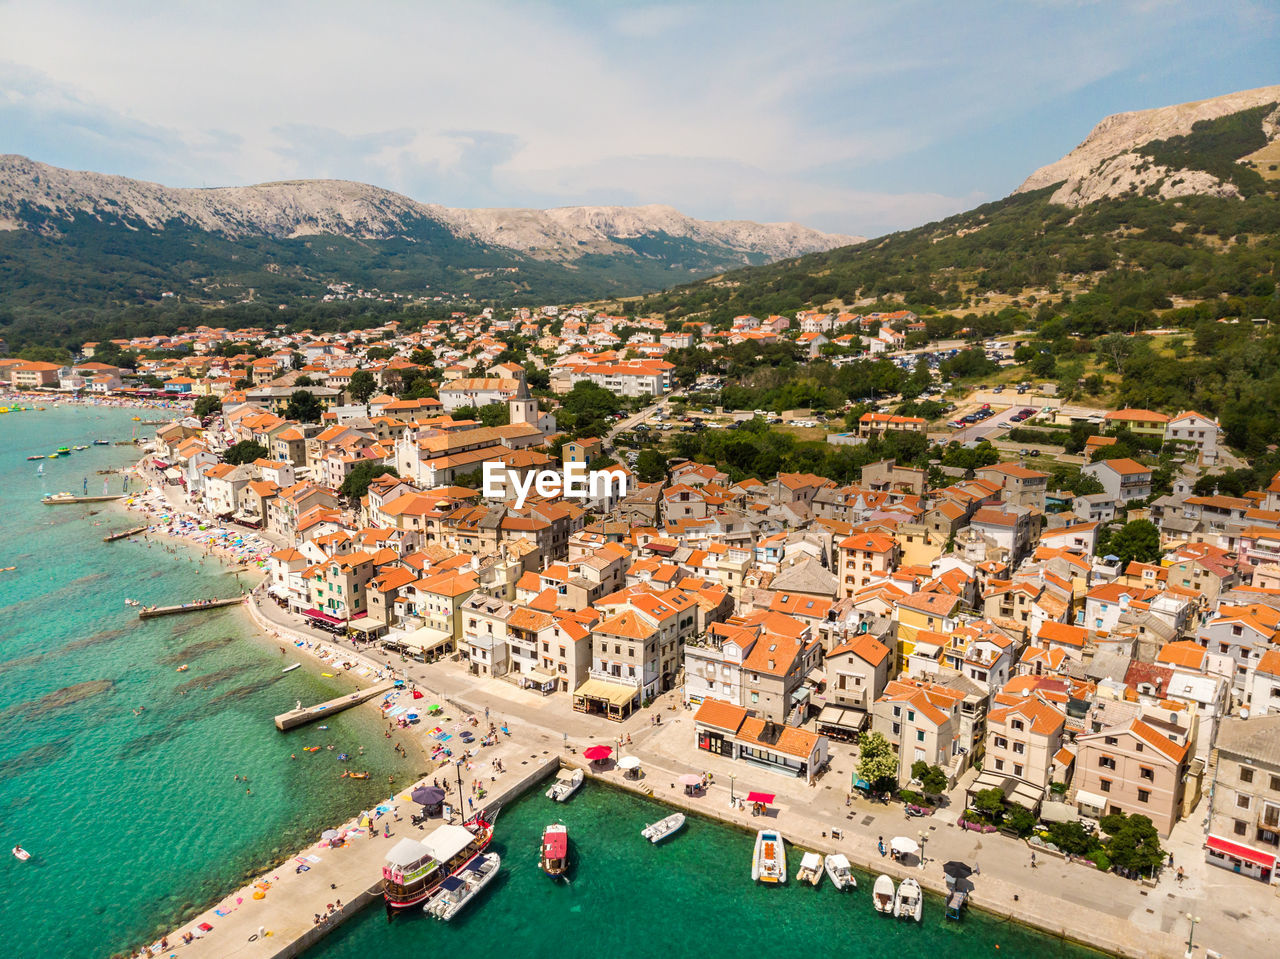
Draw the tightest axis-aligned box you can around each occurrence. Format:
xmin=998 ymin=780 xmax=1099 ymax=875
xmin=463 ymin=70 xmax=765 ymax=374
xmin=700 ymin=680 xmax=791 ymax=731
xmin=746 ymin=791 xmax=775 ymax=804
xmin=583 ymin=745 xmax=613 ymax=761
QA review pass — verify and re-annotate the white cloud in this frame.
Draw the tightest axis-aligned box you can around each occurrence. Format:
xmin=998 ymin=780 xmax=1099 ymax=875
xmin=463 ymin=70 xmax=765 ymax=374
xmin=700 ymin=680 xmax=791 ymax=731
xmin=0 ymin=0 xmax=1272 ymax=235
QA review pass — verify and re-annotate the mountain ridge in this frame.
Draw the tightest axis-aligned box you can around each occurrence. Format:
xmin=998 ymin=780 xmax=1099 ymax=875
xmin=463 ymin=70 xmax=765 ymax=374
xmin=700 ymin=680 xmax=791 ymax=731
xmin=1016 ymin=84 xmax=1280 ymax=206
xmin=0 ymin=154 xmax=859 ymax=261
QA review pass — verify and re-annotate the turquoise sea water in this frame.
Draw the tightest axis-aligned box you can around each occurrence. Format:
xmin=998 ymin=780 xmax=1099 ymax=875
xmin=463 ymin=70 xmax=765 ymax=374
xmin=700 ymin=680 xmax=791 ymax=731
xmin=311 ymin=783 xmax=1103 ymax=959
xmin=0 ymin=405 xmax=414 ymax=957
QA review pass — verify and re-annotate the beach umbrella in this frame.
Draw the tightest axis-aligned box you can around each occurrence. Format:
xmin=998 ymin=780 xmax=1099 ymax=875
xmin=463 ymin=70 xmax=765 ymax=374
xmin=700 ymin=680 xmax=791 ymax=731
xmin=890 ymin=836 xmax=919 ymax=856
xmin=583 ymin=745 xmax=613 ymax=762
xmin=678 ymin=773 xmax=702 ymax=786
xmin=942 ymin=861 xmax=974 ymax=880
xmin=428 ymin=703 xmax=442 ymax=712
xmin=617 ymin=756 xmax=642 ymax=770
xmin=411 ymin=785 xmax=446 ymax=806
xmin=746 ymin=791 xmax=775 ymax=804
xmin=321 ymin=829 xmax=340 ymax=841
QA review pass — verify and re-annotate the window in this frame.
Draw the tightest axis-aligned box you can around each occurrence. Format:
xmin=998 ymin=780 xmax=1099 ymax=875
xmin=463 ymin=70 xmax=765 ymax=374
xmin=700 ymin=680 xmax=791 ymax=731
xmin=1234 ymin=820 xmax=1248 ymax=837
xmin=1140 ymin=767 xmax=1154 ymax=781
xmin=1014 ymin=764 xmax=1023 ymax=778
xmin=1099 ymin=779 xmax=1111 ymax=793
xmin=1104 ymin=736 xmax=1117 ymax=746
xmin=907 ymin=710 xmax=915 ymax=722
xmin=916 ymin=730 xmax=925 ymax=743
xmin=893 ymin=705 xmax=901 ymax=717
xmin=1011 ymin=720 xmax=1024 ymax=731
xmin=993 ymin=758 xmax=1005 ymax=771
xmin=1237 ymin=794 xmax=1252 ymax=810
xmin=1240 ymin=766 xmax=1255 ymax=784
xmin=1271 ymin=775 xmax=1280 ymax=793
xmin=1098 ymin=756 xmax=1116 ymax=770
xmin=1013 ymin=742 xmax=1025 ymax=755
xmin=1137 ymin=789 xmax=1150 ymax=803
xmin=994 ymin=736 xmax=1008 ymax=749
xmin=750 ymin=692 xmax=759 ymax=704
xmin=891 ymin=723 xmax=900 ymax=736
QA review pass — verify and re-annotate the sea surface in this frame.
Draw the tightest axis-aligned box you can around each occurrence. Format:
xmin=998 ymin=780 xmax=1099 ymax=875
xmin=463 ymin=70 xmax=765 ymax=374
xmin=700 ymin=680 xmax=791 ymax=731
xmin=311 ymin=783 xmax=1103 ymax=959
xmin=0 ymin=405 xmax=415 ymax=957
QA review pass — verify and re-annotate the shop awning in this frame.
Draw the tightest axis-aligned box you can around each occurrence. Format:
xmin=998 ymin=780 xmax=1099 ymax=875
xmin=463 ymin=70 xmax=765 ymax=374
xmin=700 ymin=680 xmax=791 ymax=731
xmin=347 ymin=619 xmax=385 ymax=634
xmin=1206 ymin=835 xmax=1277 ymax=868
xmin=1075 ymin=789 xmax=1108 ymax=810
xmin=815 ymin=704 xmax=866 ymax=731
xmin=304 ymin=608 xmax=346 ymax=625
xmin=526 ymin=668 xmax=558 ymax=686
xmin=573 ymin=678 xmax=638 ymax=708
xmin=386 ymin=626 xmax=453 ymax=653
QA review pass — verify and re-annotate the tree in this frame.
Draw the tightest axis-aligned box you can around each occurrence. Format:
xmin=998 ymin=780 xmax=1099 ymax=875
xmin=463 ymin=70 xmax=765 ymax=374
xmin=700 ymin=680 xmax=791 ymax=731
xmin=856 ymin=732 xmax=898 ymax=791
xmin=1005 ymin=804 xmax=1038 ymax=837
xmin=476 ymin=402 xmax=510 ymax=428
xmin=970 ymin=787 xmax=1006 ymax=823
xmin=348 ymin=369 xmax=377 ymax=404
xmin=284 ymin=389 xmax=323 ymax=423
xmin=193 ymin=396 xmax=222 ymax=420
xmin=1102 ymin=812 xmax=1164 ymax=875
xmin=635 ymin=449 xmax=668 ymax=483
xmin=909 ymin=761 xmax=949 ymax=796
xmin=339 ymin=462 xmax=398 ymax=500
xmin=1099 ymin=518 xmax=1161 ymax=564
xmin=294 ymin=374 xmax=316 ymax=387
xmin=224 ymin=440 xmax=267 ymax=465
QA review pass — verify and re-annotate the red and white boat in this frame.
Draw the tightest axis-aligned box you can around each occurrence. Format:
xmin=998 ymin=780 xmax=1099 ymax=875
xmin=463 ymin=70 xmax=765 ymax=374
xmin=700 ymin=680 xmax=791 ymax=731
xmin=540 ymin=823 xmax=569 ymax=878
xmin=381 ymin=813 xmax=493 ymax=912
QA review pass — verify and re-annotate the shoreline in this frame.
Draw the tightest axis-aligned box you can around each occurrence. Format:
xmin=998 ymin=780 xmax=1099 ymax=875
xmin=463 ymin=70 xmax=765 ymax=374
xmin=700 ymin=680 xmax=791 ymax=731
xmin=0 ymin=389 xmax=192 ymax=414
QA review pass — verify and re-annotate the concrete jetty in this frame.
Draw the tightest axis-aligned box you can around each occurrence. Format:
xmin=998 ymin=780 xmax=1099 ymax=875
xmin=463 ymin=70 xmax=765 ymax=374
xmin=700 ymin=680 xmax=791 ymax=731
xmin=138 ymin=597 xmax=244 ymax=619
xmin=104 ymin=524 xmax=149 ymax=542
xmin=273 ymin=680 xmax=398 ymax=731
xmin=40 ymin=493 xmax=126 ymax=504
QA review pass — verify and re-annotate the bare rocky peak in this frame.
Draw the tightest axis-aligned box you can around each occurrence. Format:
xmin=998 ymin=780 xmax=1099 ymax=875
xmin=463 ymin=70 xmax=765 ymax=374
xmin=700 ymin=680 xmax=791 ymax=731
xmin=436 ymin=203 xmax=861 ymax=260
xmin=0 ymin=155 xmax=856 ymax=261
xmin=1015 ymin=85 xmax=1280 ymax=207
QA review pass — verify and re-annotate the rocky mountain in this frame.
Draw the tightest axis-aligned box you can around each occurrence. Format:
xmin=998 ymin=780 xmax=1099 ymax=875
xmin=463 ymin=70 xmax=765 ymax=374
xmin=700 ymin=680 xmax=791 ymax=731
xmin=0 ymin=155 xmax=855 ymax=262
xmin=1016 ymin=84 xmax=1280 ymax=206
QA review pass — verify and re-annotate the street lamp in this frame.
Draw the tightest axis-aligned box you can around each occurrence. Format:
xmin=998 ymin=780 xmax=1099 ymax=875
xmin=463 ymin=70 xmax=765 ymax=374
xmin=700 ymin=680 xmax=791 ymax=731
xmin=918 ymin=830 xmax=927 ymax=869
xmin=1184 ymin=914 xmax=1201 ymax=959
xmin=729 ymin=774 xmax=735 ymax=806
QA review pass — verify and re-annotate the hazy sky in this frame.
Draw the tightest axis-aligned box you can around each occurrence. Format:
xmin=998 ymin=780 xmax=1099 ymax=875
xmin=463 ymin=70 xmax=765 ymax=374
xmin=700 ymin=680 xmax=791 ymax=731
xmin=0 ymin=0 xmax=1275 ymax=237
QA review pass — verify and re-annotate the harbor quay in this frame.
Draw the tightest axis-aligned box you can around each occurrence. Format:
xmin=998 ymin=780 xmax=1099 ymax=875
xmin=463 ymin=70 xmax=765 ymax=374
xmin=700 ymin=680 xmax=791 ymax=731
xmin=140 ymin=595 xmax=1269 ymax=959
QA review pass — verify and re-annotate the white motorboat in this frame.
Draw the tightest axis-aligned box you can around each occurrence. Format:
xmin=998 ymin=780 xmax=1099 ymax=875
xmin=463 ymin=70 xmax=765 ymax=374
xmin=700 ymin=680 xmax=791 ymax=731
xmin=545 ymin=767 xmax=584 ymax=802
xmin=872 ymin=874 xmax=896 ymax=913
xmin=894 ymin=877 xmax=923 ymax=922
xmin=641 ymin=813 xmax=685 ymax=843
xmin=796 ymin=851 xmax=823 ymax=886
xmin=824 ymin=853 xmax=856 ymax=890
xmin=751 ymin=829 xmax=787 ymax=884
xmin=423 ymin=852 xmax=501 ymax=920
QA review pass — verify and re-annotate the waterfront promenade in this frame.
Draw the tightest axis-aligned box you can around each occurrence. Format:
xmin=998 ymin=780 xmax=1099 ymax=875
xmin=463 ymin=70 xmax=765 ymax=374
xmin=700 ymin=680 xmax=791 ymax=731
xmin=125 ymin=547 xmax=1269 ymax=959
xmin=143 ymin=587 xmax=1272 ymax=959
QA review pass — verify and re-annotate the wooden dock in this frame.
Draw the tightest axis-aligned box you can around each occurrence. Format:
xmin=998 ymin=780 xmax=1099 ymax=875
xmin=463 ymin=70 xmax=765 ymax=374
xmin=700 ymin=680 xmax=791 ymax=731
xmin=137 ymin=597 xmax=244 ymax=619
xmin=104 ymin=525 xmax=149 ymax=543
xmin=41 ymin=494 xmax=126 ymax=505
xmin=274 ymin=680 xmax=397 ymax=731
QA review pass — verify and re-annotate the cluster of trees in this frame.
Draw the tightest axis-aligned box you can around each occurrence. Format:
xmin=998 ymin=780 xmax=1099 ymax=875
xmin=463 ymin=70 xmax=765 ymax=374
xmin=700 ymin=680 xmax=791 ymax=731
xmin=555 ymin=382 xmax=624 ymax=437
xmin=665 ymin=418 xmax=931 ymax=484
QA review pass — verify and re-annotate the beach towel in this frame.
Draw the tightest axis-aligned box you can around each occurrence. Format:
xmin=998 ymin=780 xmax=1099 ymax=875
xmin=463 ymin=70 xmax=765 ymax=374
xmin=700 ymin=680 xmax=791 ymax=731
xmin=306 ymin=855 xmax=321 ymax=863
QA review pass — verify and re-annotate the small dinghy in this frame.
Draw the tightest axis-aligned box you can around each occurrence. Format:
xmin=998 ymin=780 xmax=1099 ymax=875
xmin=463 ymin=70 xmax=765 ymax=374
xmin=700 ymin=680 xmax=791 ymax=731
xmin=873 ymin=874 xmax=896 ymax=913
xmin=894 ymin=877 xmax=923 ymax=922
xmin=545 ymin=767 xmax=584 ymax=802
xmin=641 ymin=813 xmax=685 ymax=844
xmin=824 ymin=853 xmax=856 ymax=890
xmin=751 ymin=829 xmax=786 ymax=884
xmin=796 ymin=851 xmax=823 ymax=886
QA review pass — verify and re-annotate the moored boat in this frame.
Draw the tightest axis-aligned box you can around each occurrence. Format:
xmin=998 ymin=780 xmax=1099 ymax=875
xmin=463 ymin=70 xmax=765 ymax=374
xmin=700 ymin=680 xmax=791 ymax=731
xmin=824 ymin=853 xmax=856 ymax=890
xmin=641 ymin=813 xmax=685 ymax=844
xmin=12 ymin=845 xmax=30 ymax=861
xmin=751 ymin=829 xmax=786 ymax=884
xmin=796 ymin=851 xmax=823 ymax=886
xmin=894 ymin=877 xmax=923 ymax=922
xmin=873 ymin=874 xmax=896 ymax=913
xmin=540 ymin=823 xmax=569 ymax=878
xmin=545 ymin=767 xmax=584 ymax=802
xmin=382 ymin=813 xmax=494 ymax=911
xmin=423 ymin=853 xmax=501 ymax=920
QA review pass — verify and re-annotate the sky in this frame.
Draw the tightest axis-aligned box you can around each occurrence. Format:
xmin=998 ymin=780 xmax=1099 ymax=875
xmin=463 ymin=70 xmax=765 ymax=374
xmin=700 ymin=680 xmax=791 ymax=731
xmin=0 ymin=0 xmax=1276 ymax=238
